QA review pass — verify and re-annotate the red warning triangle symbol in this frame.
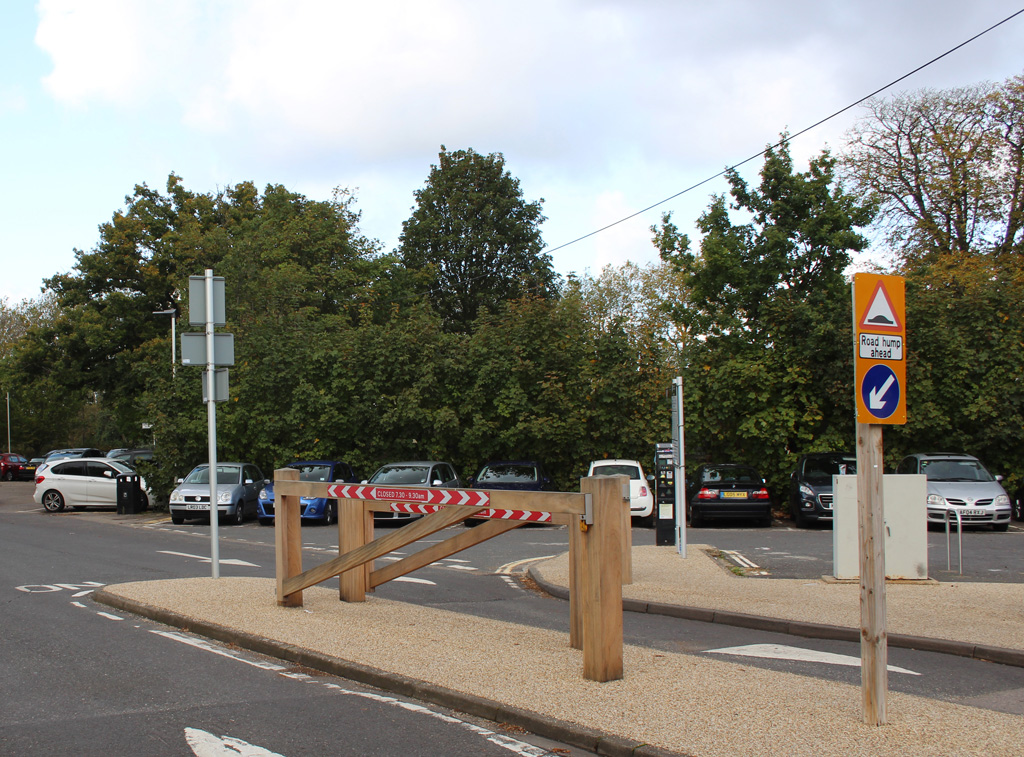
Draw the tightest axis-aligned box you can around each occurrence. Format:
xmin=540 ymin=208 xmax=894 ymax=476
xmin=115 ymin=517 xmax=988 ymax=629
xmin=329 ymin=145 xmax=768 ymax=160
xmin=859 ymin=280 xmax=902 ymax=333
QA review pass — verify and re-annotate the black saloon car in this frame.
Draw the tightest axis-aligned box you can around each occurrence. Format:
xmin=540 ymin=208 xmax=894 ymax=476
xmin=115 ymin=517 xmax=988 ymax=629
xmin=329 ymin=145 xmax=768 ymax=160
xmin=688 ymin=464 xmax=772 ymax=527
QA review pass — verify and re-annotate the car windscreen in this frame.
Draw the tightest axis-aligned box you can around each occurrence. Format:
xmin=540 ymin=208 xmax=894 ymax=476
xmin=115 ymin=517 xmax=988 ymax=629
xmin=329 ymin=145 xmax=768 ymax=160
xmin=184 ymin=466 xmax=242 ymax=485
xmin=478 ymin=464 xmax=538 ymax=483
xmin=702 ymin=467 xmax=760 ymax=484
xmin=920 ymin=459 xmax=994 ymax=482
xmin=592 ymin=464 xmax=640 ymax=479
xmin=370 ymin=465 xmax=430 ymax=485
xmin=803 ymin=457 xmax=856 ymax=483
xmin=292 ymin=464 xmax=333 ymax=482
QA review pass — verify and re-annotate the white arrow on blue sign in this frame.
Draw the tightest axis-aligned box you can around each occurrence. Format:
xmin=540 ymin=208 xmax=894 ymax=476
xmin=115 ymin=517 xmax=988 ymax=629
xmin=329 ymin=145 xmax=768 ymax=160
xmin=861 ymin=363 xmax=900 ymax=419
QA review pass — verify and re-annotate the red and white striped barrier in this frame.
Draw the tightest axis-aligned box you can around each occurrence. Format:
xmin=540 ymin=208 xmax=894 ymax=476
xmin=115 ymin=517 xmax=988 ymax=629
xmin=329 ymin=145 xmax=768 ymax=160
xmin=389 ymin=502 xmax=551 ymax=522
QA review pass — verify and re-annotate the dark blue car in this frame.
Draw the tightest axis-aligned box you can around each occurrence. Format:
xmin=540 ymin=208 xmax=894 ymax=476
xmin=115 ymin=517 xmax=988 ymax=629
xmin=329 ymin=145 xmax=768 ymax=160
xmin=465 ymin=460 xmax=551 ymax=526
xmin=258 ymin=460 xmax=359 ymax=526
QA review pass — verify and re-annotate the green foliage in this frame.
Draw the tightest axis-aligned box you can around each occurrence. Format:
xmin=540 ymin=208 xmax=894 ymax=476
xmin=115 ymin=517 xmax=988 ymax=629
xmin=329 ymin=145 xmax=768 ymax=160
xmin=659 ymin=139 xmax=873 ymax=492
xmin=398 ymin=146 xmax=557 ymax=331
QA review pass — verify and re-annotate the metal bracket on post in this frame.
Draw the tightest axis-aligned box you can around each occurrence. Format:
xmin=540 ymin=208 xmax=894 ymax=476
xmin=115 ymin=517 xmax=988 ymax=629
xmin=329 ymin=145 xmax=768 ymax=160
xmin=580 ymin=492 xmax=594 ymax=531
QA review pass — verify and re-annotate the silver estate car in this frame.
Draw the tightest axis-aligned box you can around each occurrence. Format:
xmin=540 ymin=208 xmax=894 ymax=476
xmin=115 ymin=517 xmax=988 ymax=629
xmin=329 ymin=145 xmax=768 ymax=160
xmin=895 ymin=452 xmax=1011 ymax=531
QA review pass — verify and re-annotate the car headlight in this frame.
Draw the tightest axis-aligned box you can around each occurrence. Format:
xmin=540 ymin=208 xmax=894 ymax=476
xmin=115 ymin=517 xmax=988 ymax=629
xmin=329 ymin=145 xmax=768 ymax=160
xmin=259 ymin=489 xmax=270 ymax=501
xmin=799 ymin=484 xmax=815 ymax=499
xmin=927 ymin=494 xmax=947 ymax=507
xmin=169 ymin=489 xmax=184 ymax=504
xmin=994 ymin=494 xmax=1010 ymax=507
xmin=218 ymin=490 xmax=233 ymax=504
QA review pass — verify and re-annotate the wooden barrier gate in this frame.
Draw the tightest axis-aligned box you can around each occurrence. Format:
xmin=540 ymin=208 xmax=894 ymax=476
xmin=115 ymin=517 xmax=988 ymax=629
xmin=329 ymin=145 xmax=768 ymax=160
xmin=273 ymin=468 xmax=628 ymax=682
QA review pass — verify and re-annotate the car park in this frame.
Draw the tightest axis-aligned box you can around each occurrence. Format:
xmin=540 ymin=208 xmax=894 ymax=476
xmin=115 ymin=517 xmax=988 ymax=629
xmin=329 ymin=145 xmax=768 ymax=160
xmin=587 ymin=459 xmax=655 ymax=524
xmin=1 ymin=452 xmax=36 ymax=481
xmin=257 ymin=460 xmax=360 ymax=526
xmin=687 ymin=463 xmax=772 ymax=527
xmin=789 ymin=452 xmax=856 ymax=527
xmin=362 ymin=461 xmax=461 ymax=522
xmin=894 ymin=452 xmax=1011 ymax=531
xmin=33 ymin=457 xmax=149 ymax=512
xmin=465 ymin=460 xmax=551 ymax=526
xmin=168 ymin=462 xmax=266 ymax=525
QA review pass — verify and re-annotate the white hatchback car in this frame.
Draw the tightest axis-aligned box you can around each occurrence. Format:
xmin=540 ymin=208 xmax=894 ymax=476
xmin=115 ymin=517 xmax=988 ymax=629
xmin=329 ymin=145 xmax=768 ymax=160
xmin=587 ymin=459 xmax=655 ymax=522
xmin=34 ymin=457 xmax=149 ymax=512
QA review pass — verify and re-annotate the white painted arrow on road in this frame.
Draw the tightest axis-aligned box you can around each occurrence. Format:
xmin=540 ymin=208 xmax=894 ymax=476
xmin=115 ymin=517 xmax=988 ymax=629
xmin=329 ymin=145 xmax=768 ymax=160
xmin=707 ymin=643 xmax=920 ymax=675
xmin=159 ymin=550 xmax=260 ymax=568
xmin=185 ymin=727 xmax=283 ymax=756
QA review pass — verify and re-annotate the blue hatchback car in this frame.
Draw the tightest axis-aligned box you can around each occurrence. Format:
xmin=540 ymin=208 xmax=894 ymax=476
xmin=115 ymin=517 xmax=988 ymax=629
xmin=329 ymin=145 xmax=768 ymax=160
xmin=258 ymin=460 xmax=359 ymax=526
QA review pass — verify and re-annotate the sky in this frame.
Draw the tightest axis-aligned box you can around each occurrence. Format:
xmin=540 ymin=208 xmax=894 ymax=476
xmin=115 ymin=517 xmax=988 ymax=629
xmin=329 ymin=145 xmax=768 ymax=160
xmin=1 ymin=0 xmax=1022 ymax=304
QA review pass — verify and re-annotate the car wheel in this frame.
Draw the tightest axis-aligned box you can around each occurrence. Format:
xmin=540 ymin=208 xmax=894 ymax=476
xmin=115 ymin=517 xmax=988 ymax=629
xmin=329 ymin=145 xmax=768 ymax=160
xmin=258 ymin=517 xmax=273 ymax=526
xmin=232 ymin=502 xmax=245 ymax=525
xmin=42 ymin=490 xmax=65 ymax=513
xmin=171 ymin=515 xmax=185 ymax=525
xmin=993 ymin=522 xmax=1009 ymax=532
xmin=3 ymin=470 xmax=13 ymax=481
xmin=326 ymin=502 xmax=338 ymax=526
xmin=689 ymin=507 xmax=704 ymax=528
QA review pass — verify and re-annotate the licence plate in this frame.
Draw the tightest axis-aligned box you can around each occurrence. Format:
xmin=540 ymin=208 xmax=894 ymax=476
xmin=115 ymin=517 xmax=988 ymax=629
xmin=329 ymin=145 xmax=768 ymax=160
xmin=961 ymin=509 xmax=986 ymax=516
xmin=186 ymin=504 xmax=209 ymax=511
xmin=722 ymin=491 xmax=747 ymax=499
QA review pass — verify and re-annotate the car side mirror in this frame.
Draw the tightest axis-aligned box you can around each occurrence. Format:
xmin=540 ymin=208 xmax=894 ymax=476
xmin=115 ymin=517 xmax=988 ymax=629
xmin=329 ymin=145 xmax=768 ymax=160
xmin=264 ymin=479 xmax=271 ymax=485
xmin=995 ymin=474 xmax=1004 ymax=482
xmin=646 ymin=474 xmax=655 ymax=482
xmin=361 ymin=479 xmax=368 ymax=484
xmin=432 ymin=479 xmax=443 ymax=487
xmin=176 ymin=477 xmax=184 ymax=484
xmin=245 ymin=479 xmax=254 ymax=485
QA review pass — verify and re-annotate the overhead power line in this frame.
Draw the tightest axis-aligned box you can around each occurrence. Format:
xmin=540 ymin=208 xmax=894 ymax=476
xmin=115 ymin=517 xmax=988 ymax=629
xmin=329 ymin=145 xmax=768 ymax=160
xmin=542 ymin=7 xmax=1024 ymax=256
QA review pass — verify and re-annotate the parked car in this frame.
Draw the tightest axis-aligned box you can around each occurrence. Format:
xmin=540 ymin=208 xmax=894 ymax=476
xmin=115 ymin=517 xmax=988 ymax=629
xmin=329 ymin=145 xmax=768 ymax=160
xmin=789 ymin=452 xmax=856 ymax=527
xmin=108 ymin=448 xmax=154 ymax=468
xmin=257 ymin=460 xmax=360 ymax=526
xmin=687 ymin=463 xmax=772 ymax=527
xmin=168 ymin=462 xmax=266 ymax=525
xmin=894 ymin=452 xmax=1011 ymax=531
xmin=33 ymin=457 xmax=150 ymax=512
xmin=1 ymin=452 xmax=36 ymax=481
xmin=362 ymin=461 xmax=462 ymax=522
xmin=587 ymin=459 xmax=655 ymax=524
xmin=43 ymin=447 xmax=105 ymax=463
xmin=465 ymin=460 xmax=551 ymax=526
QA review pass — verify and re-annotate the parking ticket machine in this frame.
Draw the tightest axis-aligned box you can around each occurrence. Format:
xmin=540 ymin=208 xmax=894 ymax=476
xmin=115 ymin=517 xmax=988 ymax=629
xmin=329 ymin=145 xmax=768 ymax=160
xmin=653 ymin=443 xmax=676 ymax=546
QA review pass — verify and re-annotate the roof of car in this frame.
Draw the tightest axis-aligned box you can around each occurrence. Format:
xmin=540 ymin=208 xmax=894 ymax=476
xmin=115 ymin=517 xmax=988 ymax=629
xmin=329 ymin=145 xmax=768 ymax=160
xmin=590 ymin=458 xmax=642 ymax=466
xmin=286 ymin=459 xmax=346 ymax=466
xmin=378 ymin=460 xmax=451 ymax=466
xmin=907 ymin=452 xmax=978 ymax=459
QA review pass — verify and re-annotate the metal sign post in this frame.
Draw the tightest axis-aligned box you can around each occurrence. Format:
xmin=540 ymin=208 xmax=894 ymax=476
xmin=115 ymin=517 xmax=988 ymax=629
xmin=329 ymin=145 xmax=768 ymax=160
xmin=671 ymin=377 xmax=687 ymax=558
xmin=851 ymin=273 xmax=907 ymax=726
xmin=183 ymin=270 xmax=233 ymax=579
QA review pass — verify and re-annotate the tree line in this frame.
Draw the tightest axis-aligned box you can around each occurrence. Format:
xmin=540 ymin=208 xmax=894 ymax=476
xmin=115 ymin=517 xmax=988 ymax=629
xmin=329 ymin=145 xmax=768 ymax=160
xmin=2 ymin=73 xmax=1022 ymax=505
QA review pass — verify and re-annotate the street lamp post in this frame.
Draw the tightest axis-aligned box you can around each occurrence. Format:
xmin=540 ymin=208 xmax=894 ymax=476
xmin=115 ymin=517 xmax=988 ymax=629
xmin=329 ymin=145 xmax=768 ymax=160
xmin=153 ymin=309 xmax=177 ymax=377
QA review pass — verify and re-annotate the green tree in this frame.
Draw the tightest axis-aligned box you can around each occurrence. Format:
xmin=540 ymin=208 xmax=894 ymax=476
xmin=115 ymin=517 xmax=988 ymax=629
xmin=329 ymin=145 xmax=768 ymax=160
xmin=398 ymin=146 xmax=557 ymax=331
xmin=658 ymin=140 xmax=874 ymax=490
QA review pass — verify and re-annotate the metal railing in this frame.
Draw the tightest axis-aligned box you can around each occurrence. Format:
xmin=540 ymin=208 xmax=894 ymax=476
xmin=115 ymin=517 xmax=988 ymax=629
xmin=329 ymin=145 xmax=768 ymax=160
xmin=945 ymin=508 xmax=963 ymax=575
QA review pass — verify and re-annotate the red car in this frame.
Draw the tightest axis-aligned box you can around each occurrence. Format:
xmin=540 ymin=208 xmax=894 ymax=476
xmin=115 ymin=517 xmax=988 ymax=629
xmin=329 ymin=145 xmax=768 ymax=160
xmin=1 ymin=453 xmax=36 ymax=481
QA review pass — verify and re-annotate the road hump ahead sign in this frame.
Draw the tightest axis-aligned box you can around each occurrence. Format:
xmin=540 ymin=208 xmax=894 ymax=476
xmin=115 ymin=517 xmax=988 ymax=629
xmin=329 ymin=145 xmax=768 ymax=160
xmin=853 ymin=273 xmax=906 ymax=424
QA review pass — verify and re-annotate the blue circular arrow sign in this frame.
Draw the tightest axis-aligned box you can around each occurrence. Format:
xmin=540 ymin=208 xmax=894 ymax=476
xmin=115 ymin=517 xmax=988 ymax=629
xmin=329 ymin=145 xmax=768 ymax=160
xmin=861 ymin=363 xmax=900 ymax=420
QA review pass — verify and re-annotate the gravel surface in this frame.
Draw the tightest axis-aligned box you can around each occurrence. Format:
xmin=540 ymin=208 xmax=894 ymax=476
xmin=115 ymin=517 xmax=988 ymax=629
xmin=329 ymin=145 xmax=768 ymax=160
xmin=104 ymin=546 xmax=1024 ymax=757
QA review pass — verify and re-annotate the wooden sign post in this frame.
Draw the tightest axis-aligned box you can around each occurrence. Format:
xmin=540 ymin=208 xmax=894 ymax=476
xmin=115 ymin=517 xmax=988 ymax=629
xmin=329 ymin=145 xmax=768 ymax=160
xmin=852 ymin=273 xmax=906 ymax=726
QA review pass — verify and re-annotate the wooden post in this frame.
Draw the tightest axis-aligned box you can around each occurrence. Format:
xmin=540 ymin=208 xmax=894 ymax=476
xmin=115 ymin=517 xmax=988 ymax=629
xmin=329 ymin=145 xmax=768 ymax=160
xmin=857 ymin=422 xmax=887 ymax=725
xmin=569 ymin=500 xmax=583 ymax=650
xmin=339 ymin=496 xmax=368 ymax=602
xmin=621 ymin=479 xmax=632 ymax=585
xmin=275 ymin=467 xmax=303 ymax=607
xmin=579 ymin=475 xmax=624 ymax=682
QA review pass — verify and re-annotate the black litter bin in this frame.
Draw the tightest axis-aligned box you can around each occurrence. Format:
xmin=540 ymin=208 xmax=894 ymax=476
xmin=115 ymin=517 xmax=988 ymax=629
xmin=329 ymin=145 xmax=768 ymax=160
xmin=116 ymin=473 xmax=145 ymax=514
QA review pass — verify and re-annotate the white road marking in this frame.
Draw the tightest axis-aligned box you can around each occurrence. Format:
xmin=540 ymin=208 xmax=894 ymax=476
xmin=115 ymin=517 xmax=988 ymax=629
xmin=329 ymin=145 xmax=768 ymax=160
xmin=71 ymin=601 xmax=87 ymax=608
xmin=96 ymin=612 xmax=124 ymax=621
xmin=707 ymin=643 xmax=920 ymax=675
xmin=158 ymin=550 xmax=260 ymax=568
xmin=151 ymin=630 xmax=288 ymax=671
xmin=392 ymin=576 xmax=436 ymax=585
xmin=496 ymin=555 xmax=556 ymax=575
xmin=185 ymin=727 xmax=283 ymax=756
